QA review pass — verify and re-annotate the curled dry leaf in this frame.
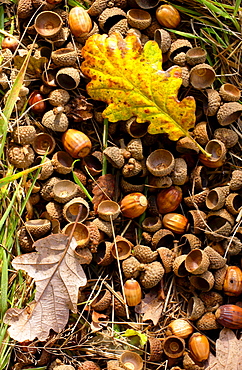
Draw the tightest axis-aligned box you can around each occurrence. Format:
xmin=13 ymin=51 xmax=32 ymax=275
xmin=91 ymin=311 xmax=109 ymax=332
xmin=92 ymin=174 xmax=115 ymax=213
xmin=65 ymin=95 xmax=93 ymax=122
xmin=205 ymin=328 xmax=242 ymax=370
xmin=81 ymin=32 xmax=196 ymax=141
xmin=4 ymin=234 xmax=87 ymax=342
xmin=135 ymin=291 xmax=163 ymax=326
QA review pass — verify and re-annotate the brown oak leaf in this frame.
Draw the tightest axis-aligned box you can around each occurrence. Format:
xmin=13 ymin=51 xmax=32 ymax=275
xmin=135 ymin=291 xmax=163 ymax=326
xmin=4 ymin=234 xmax=87 ymax=342
xmin=92 ymin=174 xmax=115 ymax=213
xmin=205 ymin=328 xmax=242 ymax=370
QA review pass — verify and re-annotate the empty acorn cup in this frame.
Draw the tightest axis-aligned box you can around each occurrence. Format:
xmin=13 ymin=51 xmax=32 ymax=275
xmin=63 ymin=197 xmax=89 ymax=223
xmin=127 ymin=9 xmax=152 ymax=30
xmin=146 ymin=149 xmax=175 ymax=176
xmin=111 ymin=236 xmax=133 ymax=260
xmin=34 ymin=11 xmax=63 ymax=38
xmin=189 ymin=270 xmax=215 ymax=292
xmin=97 ymin=200 xmax=120 ymax=221
xmin=119 ymin=351 xmax=143 ymax=370
xmin=189 ymin=63 xmax=216 ymax=89
xmin=206 ymin=186 xmax=230 ymax=211
xmin=219 ymin=83 xmax=241 ymax=102
xmin=187 ymin=296 xmax=205 ymax=320
xmin=95 ymin=241 xmax=114 ymax=266
xmin=52 ymin=180 xmax=79 ymax=203
xmin=199 ymin=139 xmax=226 ymax=168
xmin=163 ymin=335 xmax=185 ymax=358
xmin=124 ymin=117 xmax=149 ymax=138
xmin=52 ymin=151 xmax=73 ymax=174
xmin=56 ymin=67 xmax=81 ymax=90
xmin=154 ymin=29 xmax=171 ymax=53
xmin=91 ymin=289 xmax=112 ymax=311
xmin=51 ymin=47 xmax=78 ymax=67
xmin=62 ymin=222 xmax=89 ymax=247
xmin=185 ymin=249 xmax=210 ymax=275
xmin=32 ymin=132 xmax=56 ymax=155
xmin=186 ymin=47 xmax=207 ymax=65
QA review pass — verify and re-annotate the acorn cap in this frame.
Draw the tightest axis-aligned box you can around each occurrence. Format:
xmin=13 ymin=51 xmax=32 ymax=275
xmin=97 ymin=200 xmax=120 ymax=221
xmin=124 ymin=117 xmax=149 ymax=138
xmin=173 ymin=51 xmax=186 ymax=66
xmin=204 ymin=246 xmax=226 ymax=269
xmin=149 ymin=175 xmax=172 ymax=188
xmin=95 ymin=241 xmax=114 ymax=266
xmin=214 ymin=127 xmax=239 ymax=148
xmin=163 ymin=336 xmax=185 ymax=359
xmin=180 ymin=65 xmax=190 ymax=88
xmin=62 ymin=222 xmax=90 ymax=248
xmin=76 ymin=22 xmax=100 ymax=43
xmin=48 ymin=89 xmax=70 ymax=106
xmin=8 ymin=144 xmax=35 ymax=169
xmin=184 ymin=189 xmax=209 ymax=209
xmin=32 ymin=133 xmax=56 ymax=155
xmin=75 ymin=247 xmax=93 ymax=264
xmin=140 ymin=261 xmax=164 ymax=288
xmin=192 ymin=121 xmax=209 ymax=146
xmin=51 ymin=48 xmax=78 ymax=67
xmin=86 ymin=222 xmax=103 ymax=253
xmin=127 ymin=9 xmax=152 ymax=30
xmin=185 ymin=249 xmax=210 ymax=275
xmin=34 ymin=11 xmax=63 ymax=38
xmin=42 ymin=110 xmax=69 ymax=132
xmin=121 ymin=177 xmax=145 ymax=193
xmin=122 ymin=158 xmax=142 ymax=177
xmin=25 ymin=219 xmax=51 ymax=238
xmin=187 ymin=209 xmax=207 ymax=234
xmin=169 ymin=39 xmax=192 ymax=61
xmin=12 ymin=125 xmax=36 ymax=145
xmin=79 ymin=361 xmax=101 ymax=370
xmin=222 ymin=237 xmax=242 ymax=255
xmin=63 ymin=197 xmax=89 ymax=223
xmin=17 ymin=0 xmax=34 ymax=18
xmin=111 ymin=236 xmax=133 ymax=260
xmin=205 ymin=186 xmax=230 ymax=211
xmin=52 ymin=151 xmax=73 ymax=175
xmin=190 ymin=165 xmax=208 ymax=191
xmin=91 ymin=289 xmax=112 ymax=311
xmin=203 ymin=88 xmax=221 ymax=116
xmin=173 ymin=255 xmax=188 ymax=277
xmin=187 ymin=296 xmax=205 ymax=320
xmin=92 ymin=218 xmax=112 ymax=238
xmin=146 ymin=149 xmax=175 ymax=177
xmin=152 ymin=229 xmax=175 ymax=249
xmin=53 ymin=180 xmax=79 ymax=203
xmin=176 ymin=137 xmax=200 ymax=154
xmin=142 ymin=216 xmax=162 ymax=233
xmin=40 ymin=176 xmax=61 ymax=201
xmin=171 ymin=157 xmax=187 ymax=186
xmin=157 ymin=247 xmax=175 ymax=273
xmin=217 ymin=102 xmax=242 ymax=126
xmin=189 ymin=63 xmax=216 ymax=89
xmin=196 ymin=312 xmax=220 ymax=330
xmin=104 ymin=147 xmax=125 ymax=168
xmin=154 ymin=28 xmax=171 ymax=53
xmin=135 ymin=0 xmax=159 ymax=9
xmin=199 ymin=291 xmax=223 ymax=312
xmin=214 ymin=264 xmax=228 ymax=290
xmin=98 ymin=7 xmax=127 ymax=32
xmin=119 ymin=351 xmax=143 ymax=370
xmin=126 ymin=138 xmax=143 ymax=160
xmin=178 ymin=234 xmax=202 ymax=253
xmin=230 ymin=170 xmax=242 ymax=191
xmin=56 ymin=67 xmax=81 ymax=90
xmin=199 ymin=139 xmax=227 ymax=168
xmin=189 ymin=270 xmax=215 ymax=292
xmin=113 ymin=292 xmax=126 ymax=317
xmin=34 ymin=157 xmax=54 ymax=181
xmin=46 ymin=201 xmax=63 ymax=221
xmin=133 ymin=245 xmax=158 ymax=263
xmin=122 ymin=256 xmax=141 ymax=278
xmin=17 ymin=226 xmax=34 ymax=253
xmin=186 ymin=47 xmax=207 ymax=65
xmin=219 ymin=83 xmax=241 ymax=102
xmin=147 ymin=337 xmax=163 ymax=362
xmin=88 ymin=0 xmax=108 ymax=16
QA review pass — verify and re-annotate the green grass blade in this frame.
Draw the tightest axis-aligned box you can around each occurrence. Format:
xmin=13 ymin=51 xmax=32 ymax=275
xmin=102 ymin=118 xmax=108 ymax=176
xmin=0 ymin=250 xmax=9 ymax=317
xmin=0 ymin=6 xmax=4 ymax=48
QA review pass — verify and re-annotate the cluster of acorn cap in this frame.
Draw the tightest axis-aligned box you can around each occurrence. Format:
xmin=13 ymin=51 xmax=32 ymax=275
xmin=2 ymin=0 xmax=242 ymax=369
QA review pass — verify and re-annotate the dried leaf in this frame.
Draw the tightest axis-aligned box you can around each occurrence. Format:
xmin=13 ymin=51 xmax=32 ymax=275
xmin=65 ymin=95 xmax=93 ymax=122
xmin=4 ymin=234 xmax=87 ymax=342
xmin=14 ymin=55 xmax=48 ymax=77
xmin=81 ymin=32 xmax=196 ymax=141
xmin=205 ymin=328 xmax=242 ymax=370
xmin=135 ymin=292 xmax=163 ymax=326
xmin=91 ymin=311 xmax=109 ymax=332
xmin=92 ymin=174 xmax=115 ymax=213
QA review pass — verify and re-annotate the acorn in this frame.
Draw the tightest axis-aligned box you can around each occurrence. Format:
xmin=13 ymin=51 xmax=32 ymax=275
xmin=2 ymin=36 xmax=18 ymax=52
xmin=156 ymin=186 xmax=182 ymax=214
xmin=167 ymin=319 xmax=193 ymax=339
xmin=215 ymin=304 xmax=242 ymax=329
xmin=12 ymin=126 xmax=36 ymax=145
xmin=120 ymin=193 xmax=148 ymax=219
xmin=156 ymin=4 xmax=181 ymax=28
xmin=162 ymin=213 xmax=188 ymax=234
xmin=123 ymin=279 xmax=142 ymax=306
xmin=62 ymin=129 xmax=92 ymax=158
xmin=223 ymin=266 xmax=242 ymax=296
xmin=69 ymin=7 xmax=93 ymax=37
xmin=188 ymin=333 xmax=210 ymax=362
xmin=28 ymin=91 xmax=46 ymax=114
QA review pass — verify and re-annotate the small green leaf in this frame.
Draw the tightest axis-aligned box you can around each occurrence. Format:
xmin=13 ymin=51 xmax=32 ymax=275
xmin=122 ymin=329 xmax=147 ymax=347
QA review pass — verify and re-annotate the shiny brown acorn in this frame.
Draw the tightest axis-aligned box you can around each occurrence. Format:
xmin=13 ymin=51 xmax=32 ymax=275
xmin=68 ymin=7 xmax=92 ymax=37
xmin=62 ymin=129 xmax=92 ymax=158
xmin=223 ymin=266 xmax=242 ymax=296
xmin=2 ymin=36 xmax=18 ymax=51
xmin=120 ymin=192 xmax=148 ymax=218
xmin=188 ymin=333 xmax=210 ymax=362
xmin=28 ymin=91 xmax=46 ymax=114
xmin=156 ymin=4 xmax=181 ymax=29
xmin=167 ymin=319 xmax=193 ymax=338
xmin=123 ymin=279 xmax=142 ymax=306
xmin=162 ymin=213 xmax=188 ymax=234
xmin=215 ymin=304 xmax=242 ymax=329
xmin=156 ymin=186 xmax=182 ymax=214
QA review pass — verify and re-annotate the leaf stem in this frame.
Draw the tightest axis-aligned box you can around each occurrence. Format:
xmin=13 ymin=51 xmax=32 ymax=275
xmin=102 ymin=118 xmax=109 ymax=176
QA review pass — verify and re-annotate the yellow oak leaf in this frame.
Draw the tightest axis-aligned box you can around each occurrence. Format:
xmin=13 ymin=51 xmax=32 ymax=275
xmin=81 ymin=32 xmax=196 ymax=141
